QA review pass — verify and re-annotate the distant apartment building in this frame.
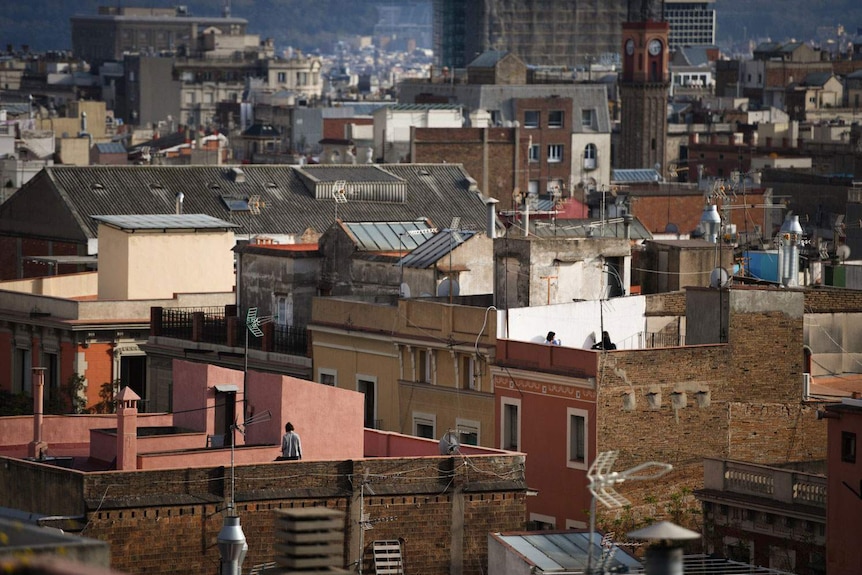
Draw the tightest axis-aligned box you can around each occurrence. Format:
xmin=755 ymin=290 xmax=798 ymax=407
xmin=70 ymin=5 xmax=248 ymax=66
xmin=696 ymin=459 xmax=826 ymax=574
xmin=433 ymin=0 xmax=635 ymax=69
xmin=664 ymin=0 xmax=717 ymax=49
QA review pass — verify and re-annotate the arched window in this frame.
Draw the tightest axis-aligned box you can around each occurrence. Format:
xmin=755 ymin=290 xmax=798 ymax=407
xmin=583 ymin=144 xmax=597 ymax=170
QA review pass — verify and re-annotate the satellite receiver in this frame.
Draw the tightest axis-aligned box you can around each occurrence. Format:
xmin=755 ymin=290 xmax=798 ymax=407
xmin=709 ymin=266 xmax=731 ymax=288
xmin=439 ymin=431 xmax=461 ymax=455
xmin=437 ymin=277 xmax=460 ymax=297
xmin=837 ymin=244 xmax=851 ymax=262
xmin=399 ymin=282 xmax=411 ymax=298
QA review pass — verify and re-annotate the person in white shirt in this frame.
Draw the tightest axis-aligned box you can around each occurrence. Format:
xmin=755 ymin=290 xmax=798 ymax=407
xmin=279 ymin=422 xmax=302 ymax=461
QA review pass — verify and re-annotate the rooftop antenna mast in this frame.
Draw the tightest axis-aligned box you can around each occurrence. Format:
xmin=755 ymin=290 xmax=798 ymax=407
xmin=586 ymin=450 xmax=672 ymax=574
xmin=333 ymin=180 xmax=348 ymax=222
xmin=219 ymin=408 xmax=272 ymax=575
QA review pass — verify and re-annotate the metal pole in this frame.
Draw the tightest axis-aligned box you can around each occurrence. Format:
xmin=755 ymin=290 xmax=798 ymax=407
xmin=587 ymin=495 xmax=597 ymax=574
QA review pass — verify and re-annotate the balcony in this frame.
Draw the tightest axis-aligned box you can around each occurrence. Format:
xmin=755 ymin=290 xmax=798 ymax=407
xmin=701 ymin=458 xmax=826 ymax=509
xmin=153 ymin=305 xmax=309 ymax=356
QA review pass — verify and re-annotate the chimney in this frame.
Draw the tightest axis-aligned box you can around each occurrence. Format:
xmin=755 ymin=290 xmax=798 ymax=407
xmin=272 ymin=508 xmax=345 ymax=571
xmin=28 ymin=367 xmax=48 ymax=459
xmin=485 ymin=197 xmax=499 ymax=239
xmin=116 ymin=386 xmax=141 ymax=471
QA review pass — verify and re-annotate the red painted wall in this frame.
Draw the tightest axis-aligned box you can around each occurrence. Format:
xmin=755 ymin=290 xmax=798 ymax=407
xmin=827 ymin=404 xmax=862 ymax=575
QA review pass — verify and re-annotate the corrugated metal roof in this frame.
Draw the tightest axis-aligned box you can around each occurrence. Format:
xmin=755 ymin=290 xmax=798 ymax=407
xmin=342 ymin=221 xmax=435 ymax=252
xmin=0 ymin=164 xmax=493 ymax=242
xmin=400 ymin=229 xmax=476 ymax=268
xmin=531 ymin=218 xmax=652 ymax=240
xmin=612 ymin=169 xmax=662 ymax=184
xmin=494 ymin=532 xmax=641 ymax=572
xmin=92 ymin=214 xmax=239 ymax=230
xmin=385 ymin=103 xmax=462 ymax=111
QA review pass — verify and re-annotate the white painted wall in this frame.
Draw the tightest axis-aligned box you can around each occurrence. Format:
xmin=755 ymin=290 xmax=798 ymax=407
xmin=499 ymin=296 xmax=647 ymax=350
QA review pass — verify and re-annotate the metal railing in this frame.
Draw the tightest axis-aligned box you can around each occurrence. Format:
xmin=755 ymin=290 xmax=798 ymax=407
xmin=157 ymin=307 xmax=308 ymax=357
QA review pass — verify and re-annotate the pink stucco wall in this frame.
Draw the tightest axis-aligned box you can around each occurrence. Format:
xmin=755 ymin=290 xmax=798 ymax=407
xmin=1 ymin=361 xmax=481 ymax=469
xmin=0 ymin=413 xmax=173 ymax=458
xmin=363 ymin=429 xmax=509 ymax=457
xmin=245 ymin=371 xmax=365 ymax=460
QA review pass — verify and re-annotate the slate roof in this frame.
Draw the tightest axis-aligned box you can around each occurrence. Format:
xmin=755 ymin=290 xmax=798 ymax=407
xmin=0 ymin=164 xmax=494 ymax=243
xmin=468 ymin=50 xmax=511 ymax=68
xmin=93 ymin=142 xmax=127 ymax=155
xmin=801 ymin=72 xmax=834 ymax=87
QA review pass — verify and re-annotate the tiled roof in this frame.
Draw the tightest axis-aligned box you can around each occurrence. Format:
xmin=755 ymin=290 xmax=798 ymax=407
xmin=0 ymin=164 xmax=494 ymax=242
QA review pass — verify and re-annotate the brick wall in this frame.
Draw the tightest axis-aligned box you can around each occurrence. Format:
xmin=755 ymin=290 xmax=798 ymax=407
xmin=804 ymin=287 xmax=862 ymax=313
xmin=0 ymin=455 xmax=526 ymax=575
xmin=645 ymin=291 xmax=687 ymax=316
xmin=412 ymin=127 xmax=516 ymax=205
xmin=594 ymin=290 xmax=825 ymax=531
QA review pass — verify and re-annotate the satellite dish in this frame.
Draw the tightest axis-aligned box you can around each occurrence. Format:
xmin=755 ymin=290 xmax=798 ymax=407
xmin=709 ymin=267 xmax=731 ymax=288
xmin=399 ymin=282 xmax=411 ymax=298
xmin=437 ymin=278 xmax=460 ymax=297
xmin=837 ymin=244 xmax=851 ymax=262
xmin=439 ymin=431 xmax=461 ymax=455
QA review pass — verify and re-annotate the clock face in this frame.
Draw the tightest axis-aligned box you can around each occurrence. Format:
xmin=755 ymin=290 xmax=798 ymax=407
xmin=625 ymin=39 xmax=635 ymax=56
xmin=648 ymin=39 xmax=662 ymax=56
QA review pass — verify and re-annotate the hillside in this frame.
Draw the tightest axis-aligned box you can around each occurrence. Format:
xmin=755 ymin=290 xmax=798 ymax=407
xmin=0 ymin=0 xmax=860 ymax=55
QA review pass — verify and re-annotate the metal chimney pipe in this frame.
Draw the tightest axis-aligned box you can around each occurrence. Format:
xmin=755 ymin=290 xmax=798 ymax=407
xmin=485 ymin=197 xmax=499 ymax=240
xmin=218 ymin=515 xmax=247 ymax=575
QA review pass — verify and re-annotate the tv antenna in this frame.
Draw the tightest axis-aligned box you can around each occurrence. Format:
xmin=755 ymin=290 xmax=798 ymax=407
xmin=438 ymin=430 xmax=461 ymax=455
xmin=333 ymin=180 xmax=348 ymax=221
xmin=586 ymin=451 xmax=672 ymax=574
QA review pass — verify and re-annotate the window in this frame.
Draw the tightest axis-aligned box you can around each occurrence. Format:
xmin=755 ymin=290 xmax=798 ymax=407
xmin=524 ymin=110 xmax=539 ymax=128
xmin=461 ymin=355 xmax=477 ymax=390
xmin=548 ymin=110 xmax=564 ymax=128
xmin=528 ymin=144 xmax=539 ymax=163
xmin=842 ymin=431 xmax=857 ymax=463
xmin=456 ymin=418 xmax=480 ymax=445
xmin=277 ymin=72 xmax=286 ymax=83
xmin=413 ymin=412 xmax=436 ymax=439
xmin=581 ymin=109 xmax=593 ymax=128
xmin=548 ymin=144 xmax=563 ymax=163
xmin=318 ymin=368 xmax=337 ymax=386
xmin=567 ymin=408 xmax=588 ymax=469
xmin=416 ymin=348 xmax=432 ymax=383
xmin=357 ymin=376 xmax=377 ymax=429
xmin=584 ymin=143 xmax=597 ymax=170
xmin=275 ymin=294 xmax=293 ymax=326
xmin=501 ymin=398 xmax=520 ymax=450
xmin=14 ymin=347 xmax=32 ymax=394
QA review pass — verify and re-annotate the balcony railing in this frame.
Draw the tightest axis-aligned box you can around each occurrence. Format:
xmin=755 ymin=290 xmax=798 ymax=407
xmin=152 ymin=305 xmax=308 ymax=356
xmin=704 ymin=458 xmax=826 ymax=509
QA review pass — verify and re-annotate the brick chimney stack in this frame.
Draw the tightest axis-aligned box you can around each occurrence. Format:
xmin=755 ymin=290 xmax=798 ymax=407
xmin=116 ymin=386 xmax=141 ymax=470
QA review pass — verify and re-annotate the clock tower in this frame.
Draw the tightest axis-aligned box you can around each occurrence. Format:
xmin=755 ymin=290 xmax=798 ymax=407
xmin=619 ymin=20 xmax=670 ymax=172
